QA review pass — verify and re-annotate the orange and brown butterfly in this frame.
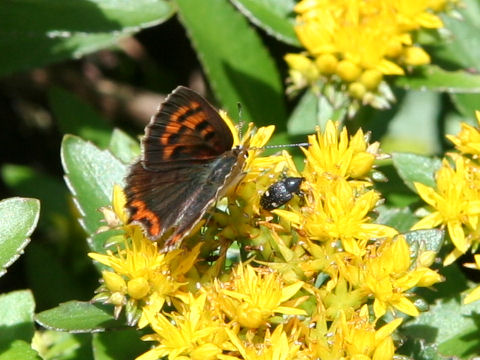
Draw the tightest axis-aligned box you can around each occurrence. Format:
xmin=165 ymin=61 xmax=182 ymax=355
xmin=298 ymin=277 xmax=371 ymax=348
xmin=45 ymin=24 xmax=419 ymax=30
xmin=124 ymin=86 xmax=249 ymax=250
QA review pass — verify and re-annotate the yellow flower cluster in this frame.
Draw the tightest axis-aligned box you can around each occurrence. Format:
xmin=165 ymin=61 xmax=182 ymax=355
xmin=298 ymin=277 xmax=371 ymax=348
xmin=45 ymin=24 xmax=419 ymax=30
xmin=413 ymin=111 xmax=480 ymax=267
xmin=286 ymin=0 xmax=456 ymax=107
xmin=89 ymin=119 xmax=443 ymax=359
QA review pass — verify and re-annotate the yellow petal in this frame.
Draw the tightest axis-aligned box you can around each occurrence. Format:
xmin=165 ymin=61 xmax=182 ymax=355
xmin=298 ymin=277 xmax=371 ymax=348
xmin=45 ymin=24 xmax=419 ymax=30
xmin=464 ymin=285 xmax=480 ymax=304
xmin=373 ymin=298 xmax=387 ymax=319
xmin=411 ymin=212 xmax=442 ymax=230
xmin=447 ymin=221 xmax=468 ymax=253
xmin=273 ymin=209 xmax=302 ymax=225
xmin=112 ymin=184 xmax=128 ymax=223
xmin=375 ymin=318 xmax=403 ymax=342
xmin=393 ymin=296 xmax=419 ymax=317
xmin=444 ymin=247 xmax=464 ymax=266
xmin=413 ymin=182 xmax=439 ymax=207
xmin=280 ymin=281 xmax=304 ymax=302
xmin=275 ymin=306 xmax=307 ymax=316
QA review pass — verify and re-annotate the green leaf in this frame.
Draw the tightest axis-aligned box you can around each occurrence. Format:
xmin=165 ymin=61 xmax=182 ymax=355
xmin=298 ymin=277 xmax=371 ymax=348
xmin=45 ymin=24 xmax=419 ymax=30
xmin=0 ymin=290 xmax=36 ymax=346
xmin=49 ymin=87 xmax=112 ymax=148
xmin=287 ymin=89 xmax=347 ymax=135
xmin=92 ymin=329 xmax=149 ymax=360
xmin=35 ymin=332 xmax=93 ymax=360
xmin=374 ymin=163 xmax=419 ymax=208
xmin=404 ymin=229 xmax=444 ymax=261
xmin=108 ymin=129 xmax=140 ymax=164
xmin=402 ymin=282 xmax=480 ymax=357
xmin=25 ymin=243 xmax=91 ymax=310
xmin=0 ymin=0 xmax=175 ymax=77
xmin=61 ymin=135 xmax=127 ymax=251
xmin=176 ymin=0 xmax=286 ymax=128
xmin=406 ymin=229 xmax=444 ymax=253
xmin=230 ymin=0 xmax=300 ymax=46
xmin=0 ymin=340 xmax=41 ymax=360
xmin=430 ymin=0 xmax=480 ymax=70
xmin=395 ymin=65 xmax=480 ymax=93
xmin=287 ymin=90 xmax=318 ymax=135
xmin=375 ymin=206 xmax=417 ymax=233
xmin=391 ymin=152 xmax=442 ymax=192
xmin=380 ymin=91 xmax=442 ymax=155
xmin=35 ymin=301 xmax=120 ymax=333
xmin=1 ymin=164 xmax=69 ymax=231
xmin=400 ymin=264 xmax=476 ymax=358
xmin=0 ymin=197 xmax=40 ymax=276
xmin=450 ymin=93 xmax=480 ymax=120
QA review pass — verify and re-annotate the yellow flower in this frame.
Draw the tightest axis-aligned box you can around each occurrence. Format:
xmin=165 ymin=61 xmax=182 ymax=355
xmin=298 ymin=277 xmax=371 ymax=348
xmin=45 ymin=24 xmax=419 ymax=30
xmin=225 ymin=324 xmax=301 ymax=360
xmin=446 ymin=111 xmax=480 ymax=156
xmin=89 ymin=230 xmax=201 ymax=326
xmin=302 ymin=121 xmax=379 ymax=182
xmin=138 ymin=293 xmax=232 ymax=360
xmin=341 ymin=236 xmax=442 ymax=318
xmin=214 ymin=264 xmax=306 ymax=329
xmin=277 ymin=179 xmax=397 ymax=256
xmin=412 ymin=156 xmax=480 ymax=257
xmin=464 ymin=254 xmax=480 ymax=304
xmin=284 ymin=53 xmax=320 ymax=90
xmin=97 ymin=184 xmax=129 ymax=234
xmin=301 ymin=307 xmax=402 ymax=359
xmin=273 ymin=121 xmax=394 ymax=256
xmin=287 ymin=0 xmax=456 ymax=105
xmin=320 ymin=181 xmax=394 ymax=255
xmin=341 ymin=308 xmax=402 ymax=360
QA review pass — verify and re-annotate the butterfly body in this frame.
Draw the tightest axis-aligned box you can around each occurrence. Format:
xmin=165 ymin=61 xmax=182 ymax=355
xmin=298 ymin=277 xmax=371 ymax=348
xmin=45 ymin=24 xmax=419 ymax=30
xmin=125 ymin=86 xmax=247 ymax=250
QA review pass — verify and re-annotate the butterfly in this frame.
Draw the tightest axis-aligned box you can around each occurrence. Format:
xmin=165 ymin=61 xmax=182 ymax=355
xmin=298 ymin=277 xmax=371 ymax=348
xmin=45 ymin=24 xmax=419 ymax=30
xmin=125 ymin=86 xmax=248 ymax=250
xmin=260 ymin=177 xmax=304 ymax=210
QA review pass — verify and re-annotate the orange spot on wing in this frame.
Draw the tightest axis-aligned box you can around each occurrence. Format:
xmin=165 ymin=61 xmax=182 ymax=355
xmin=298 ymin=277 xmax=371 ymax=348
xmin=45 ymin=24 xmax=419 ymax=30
xmin=170 ymin=105 xmax=190 ymax=122
xmin=130 ymin=200 xmax=161 ymax=237
xmin=200 ymin=125 xmax=215 ymax=138
xmin=187 ymin=112 xmax=207 ymax=126
xmin=161 ymin=144 xmax=181 ymax=159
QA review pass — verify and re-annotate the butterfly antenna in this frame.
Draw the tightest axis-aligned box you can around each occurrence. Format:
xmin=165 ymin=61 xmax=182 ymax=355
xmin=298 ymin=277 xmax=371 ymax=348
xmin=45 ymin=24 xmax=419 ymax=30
xmin=247 ymin=142 xmax=310 ymax=153
xmin=264 ymin=142 xmax=310 ymax=149
xmin=236 ymin=102 xmax=245 ymax=137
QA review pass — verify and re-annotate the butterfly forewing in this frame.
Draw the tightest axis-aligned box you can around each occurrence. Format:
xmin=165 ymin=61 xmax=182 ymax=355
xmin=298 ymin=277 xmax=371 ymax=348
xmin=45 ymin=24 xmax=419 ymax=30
xmin=143 ymin=86 xmax=234 ymax=169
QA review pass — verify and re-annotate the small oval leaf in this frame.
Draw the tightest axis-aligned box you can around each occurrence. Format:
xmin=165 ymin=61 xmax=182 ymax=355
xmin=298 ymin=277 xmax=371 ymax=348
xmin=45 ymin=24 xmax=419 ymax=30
xmin=0 ymin=290 xmax=36 ymax=346
xmin=35 ymin=301 xmax=120 ymax=333
xmin=391 ymin=152 xmax=442 ymax=192
xmin=0 ymin=197 xmax=40 ymax=276
xmin=108 ymin=129 xmax=140 ymax=164
xmin=396 ymin=65 xmax=480 ymax=93
xmin=230 ymin=0 xmax=300 ymax=46
xmin=177 ymin=0 xmax=287 ymax=128
xmin=61 ymin=135 xmax=127 ymax=252
xmin=0 ymin=0 xmax=176 ymax=76
xmin=375 ymin=206 xmax=417 ymax=233
xmin=404 ymin=229 xmax=444 ymax=254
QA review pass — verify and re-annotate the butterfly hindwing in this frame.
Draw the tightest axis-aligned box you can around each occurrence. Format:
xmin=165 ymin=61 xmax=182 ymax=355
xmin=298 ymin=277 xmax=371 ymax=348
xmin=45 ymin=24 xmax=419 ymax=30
xmin=125 ymin=151 xmax=244 ymax=246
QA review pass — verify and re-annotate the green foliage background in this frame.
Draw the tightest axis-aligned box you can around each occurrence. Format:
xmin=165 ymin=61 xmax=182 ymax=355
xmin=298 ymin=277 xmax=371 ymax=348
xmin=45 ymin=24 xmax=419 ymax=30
xmin=1 ymin=0 xmax=480 ymax=359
